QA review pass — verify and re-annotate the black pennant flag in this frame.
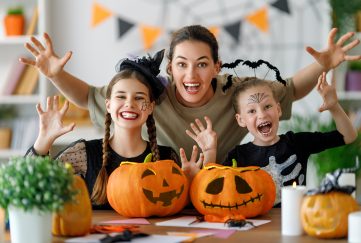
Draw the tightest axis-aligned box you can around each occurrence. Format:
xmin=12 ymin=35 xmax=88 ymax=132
xmin=224 ymin=21 xmax=241 ymax=43
xmin=271 ymin=0 xmax=291 ymax=14
xmin=116 ymin=17 xmax=134 ymax=38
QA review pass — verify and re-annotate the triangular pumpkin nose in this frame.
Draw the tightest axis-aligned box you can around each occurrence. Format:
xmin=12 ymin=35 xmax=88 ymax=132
xmin=163 ymin=179 xmax=169 ymax=187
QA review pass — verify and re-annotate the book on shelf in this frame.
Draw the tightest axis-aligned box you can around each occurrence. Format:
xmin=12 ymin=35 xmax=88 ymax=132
xmin=59 ymin=95 xmax=92 ymax=126
xmin=10 ymin=117 xmax=38 ymax=151
xmin=13 ymin=65 xmax=39 ymax=95
xmin=2 ymin=59 xmax=27 ymax=95
xmin=26 ymin=6 xmax=38 ymax=36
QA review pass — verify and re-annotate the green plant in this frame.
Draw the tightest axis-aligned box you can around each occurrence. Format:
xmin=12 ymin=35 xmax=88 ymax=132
xmin=283 ymin=114 xmax=361 ymax=180
xmin=0 ymin=105 xmax=17 ymax=120
xmin=7 ymin=7 xmax=23 ymax=15
xmin=329 ymin=0 xmax=361 ymax=38
xmin=348 ymin=60 xmax=361 ymax=71
xmin=0 ymin=156 xmax=77 ymax=212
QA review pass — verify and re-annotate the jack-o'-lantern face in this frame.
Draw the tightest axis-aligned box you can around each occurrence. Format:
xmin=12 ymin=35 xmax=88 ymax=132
xmin=301 ymin=191 xmax=360 ymax=239
xmin=141 ymin=164 xmax=185 ymax=206
xmin=190 ymin=163 xmax=275 ymax=219
xmin=107 ymin=159 xmax=189 ymax=217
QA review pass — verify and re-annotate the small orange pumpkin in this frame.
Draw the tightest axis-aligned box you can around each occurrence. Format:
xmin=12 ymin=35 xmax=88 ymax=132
xmin=107 ymin=154 xmax=189 ymax=217
xmin=190 ymin=160 xmax=276 ymax=222
xmin=301 ymin=191 xmax=360 ymax=238
xmin=52 ymin=175 xmax=92 ymax=236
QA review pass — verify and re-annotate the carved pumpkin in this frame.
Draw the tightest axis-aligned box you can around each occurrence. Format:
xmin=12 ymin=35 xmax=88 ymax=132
xmin=301 ymin=191 xmax=360 ymax=238
xmin=52 ymin=175 xmax=92 ymax=236
xmin=107 ymin=155 xmax=189 ymax=217
xmin=190 ymin=160 xmax=276 ymax=222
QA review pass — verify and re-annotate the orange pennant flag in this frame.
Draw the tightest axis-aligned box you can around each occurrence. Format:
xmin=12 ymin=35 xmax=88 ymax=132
xmin=91 ymin=2 xmax=113 ymax=27
xmin=245 ymin=7 xmax=269 ymax=32
xmin=140 ymin=25 xmax=162 ymax=50
xmin=208 ymin=26 xmax=219 ymax=38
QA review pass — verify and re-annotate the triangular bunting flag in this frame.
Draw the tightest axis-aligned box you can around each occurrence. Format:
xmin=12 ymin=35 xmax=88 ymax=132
xmin=91 ymin=2 xmax=113 ymax=27
xmin=271 ymin=0 xmax=291 ymax=14
xmin=116 ymin=17 xmax=134 ymax=38
xmin=224 ymin=21 xmax=241 ymax=42
xmin=245 ymin=7 xmax=269 ymax=32
xmin=140 ymin=25 xmax=162 ymax=50
xmin=208 ymin=26 xmax=219 ymax=38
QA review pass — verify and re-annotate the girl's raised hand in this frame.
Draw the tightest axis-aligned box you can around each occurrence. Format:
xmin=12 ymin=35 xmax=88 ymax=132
xmin=306 ymin=28 xmax=361 ymax=71
xmin=316 ymin=72 xmax=338 ymax=112
xmin=35 ymin=96 xmax=75 ymax=154
xmin=19 ymin=33 xmax=72 ymax=78
xmin=180 ymin=146 xmax=203 ymax=182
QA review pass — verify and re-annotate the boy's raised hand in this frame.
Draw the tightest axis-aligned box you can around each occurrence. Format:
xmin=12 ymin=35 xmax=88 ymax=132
xmin=317 ymin=72 xmax=338 ymax=112
xmin=180 ymin=146 xmax=203 ymax=182
xmin=34 ymin=96 xmax=75 ymax=155
xmin=306 ymin=28 xmax=361 ymax=71
xmin=19 ymin=33 xmax=72 ymax=78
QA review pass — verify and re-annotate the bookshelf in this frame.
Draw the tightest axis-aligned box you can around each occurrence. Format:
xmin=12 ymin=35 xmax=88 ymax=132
xmin=0 ymin=0 xmax=48 ymax=162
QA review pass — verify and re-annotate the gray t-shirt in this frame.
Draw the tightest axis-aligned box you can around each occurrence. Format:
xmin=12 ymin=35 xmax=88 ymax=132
xmin=88 ymin=74 xmax=294 ymax=162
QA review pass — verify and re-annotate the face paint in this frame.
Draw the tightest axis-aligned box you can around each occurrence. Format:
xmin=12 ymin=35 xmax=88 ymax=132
xmin=247 ymin=92 xmax=268 ymax=104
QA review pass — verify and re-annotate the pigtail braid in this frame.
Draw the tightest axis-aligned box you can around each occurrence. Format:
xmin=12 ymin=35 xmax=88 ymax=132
xmin=146 ymin=114 xmax=160 ymax=161
xmin=91 ymin=112 xmax=112 ymax=205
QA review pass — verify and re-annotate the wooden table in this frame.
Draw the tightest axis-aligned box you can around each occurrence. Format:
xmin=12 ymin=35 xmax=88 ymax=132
xmin=6 ymin=208 xmax=349 ymax=243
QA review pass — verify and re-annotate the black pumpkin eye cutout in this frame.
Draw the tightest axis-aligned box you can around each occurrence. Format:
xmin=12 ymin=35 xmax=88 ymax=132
xmin=141 ymin=169 xmax=156 ymax=179
xmin=172 ymin=166 xmax=181 ymax=175
xmin=235 ymin=175 xmax=253 ymax=194
xmin=206 ymin=177 xmax=224 ymax=195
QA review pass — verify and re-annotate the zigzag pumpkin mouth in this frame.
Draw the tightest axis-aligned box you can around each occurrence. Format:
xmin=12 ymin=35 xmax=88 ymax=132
xmin=143 ymin=185 xmax=185 ymax=206
xmin=201 ymin=193 xmax=263 ymax=209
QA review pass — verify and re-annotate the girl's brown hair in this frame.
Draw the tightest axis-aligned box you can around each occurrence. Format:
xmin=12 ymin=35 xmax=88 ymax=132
xmin=91 ymin=70 xmax=160 ymax=205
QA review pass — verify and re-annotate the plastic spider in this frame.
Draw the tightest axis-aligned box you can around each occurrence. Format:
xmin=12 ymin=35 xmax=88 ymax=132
xmin=224 ymin=219 xmax=256 ymax=228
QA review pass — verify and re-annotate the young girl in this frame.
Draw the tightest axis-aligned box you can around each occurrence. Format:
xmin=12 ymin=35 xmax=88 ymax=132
xmin=21 ymin=25 xmax=361 ymax=162
xmin=223 ymin=72 xmax=357 ymax=205
xmin=25 ymin=50 xmax=182 ymax=209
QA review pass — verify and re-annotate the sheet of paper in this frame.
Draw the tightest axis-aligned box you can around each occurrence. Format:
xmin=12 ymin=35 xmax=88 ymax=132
xmin=65 ymin=233 xmax=191 ymax=243
xmin=156 ymin=216 xmax=270 ymax=231
xmin=98 ymin=218 xmax=150 ymax=225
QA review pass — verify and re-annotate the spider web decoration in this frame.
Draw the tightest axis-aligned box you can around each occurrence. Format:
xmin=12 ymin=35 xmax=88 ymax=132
xmin=91 ymin=0 xmax=330 ymax=79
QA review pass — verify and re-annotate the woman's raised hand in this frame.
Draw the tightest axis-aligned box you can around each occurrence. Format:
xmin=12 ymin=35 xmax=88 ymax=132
xmin=19 ymin=33 xmax=72 ymax=78
xmin=186 ymin=116 xmax=217 ymax=154
xmin=306 ymin=28 xmax=361 ymax=71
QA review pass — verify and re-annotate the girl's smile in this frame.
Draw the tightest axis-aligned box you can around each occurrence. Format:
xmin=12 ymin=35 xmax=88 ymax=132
xmin=106 ymin=78 xmax=154 ymax=127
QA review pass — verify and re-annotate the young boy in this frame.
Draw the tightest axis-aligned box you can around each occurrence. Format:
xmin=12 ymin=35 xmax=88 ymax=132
xmin=222 ymin=72 xmax=357 ymax=205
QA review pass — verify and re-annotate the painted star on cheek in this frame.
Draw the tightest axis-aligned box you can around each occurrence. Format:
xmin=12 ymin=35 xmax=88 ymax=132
xmin=247 ymin=93 xmax=268 ymax=104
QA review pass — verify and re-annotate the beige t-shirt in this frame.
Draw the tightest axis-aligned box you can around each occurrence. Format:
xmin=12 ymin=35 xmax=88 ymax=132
xmin=88 ymin=74 xmax=294 ymax=162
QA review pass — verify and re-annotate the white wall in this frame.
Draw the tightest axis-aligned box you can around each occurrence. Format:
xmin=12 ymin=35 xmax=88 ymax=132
xmin=47 ymin=0 xmax=331 ymax=117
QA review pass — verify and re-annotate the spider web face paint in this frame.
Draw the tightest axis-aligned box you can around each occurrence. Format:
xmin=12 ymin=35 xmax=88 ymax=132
xmin=247 ymin=92 xmax=268 ymax=104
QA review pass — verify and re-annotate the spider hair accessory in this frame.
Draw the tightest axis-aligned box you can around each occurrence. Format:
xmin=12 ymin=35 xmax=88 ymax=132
xmin=221 ymin=59 xmax=287 ymax=86
xmin=115 ymin=49 xmax=165 ymax=100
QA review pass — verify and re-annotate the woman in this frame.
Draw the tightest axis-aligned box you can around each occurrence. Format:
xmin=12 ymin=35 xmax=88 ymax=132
xmin=21 ymin=25 xmax=361 ymax=162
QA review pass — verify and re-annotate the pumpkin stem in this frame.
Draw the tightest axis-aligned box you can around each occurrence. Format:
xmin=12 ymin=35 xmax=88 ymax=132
xmin=144 ymin=153 xmax=153 ymax=163
xmin=64 ymin=162 xmax=74 ymax=173
xmin=232 ymin=159 xmax=237 ymax=168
